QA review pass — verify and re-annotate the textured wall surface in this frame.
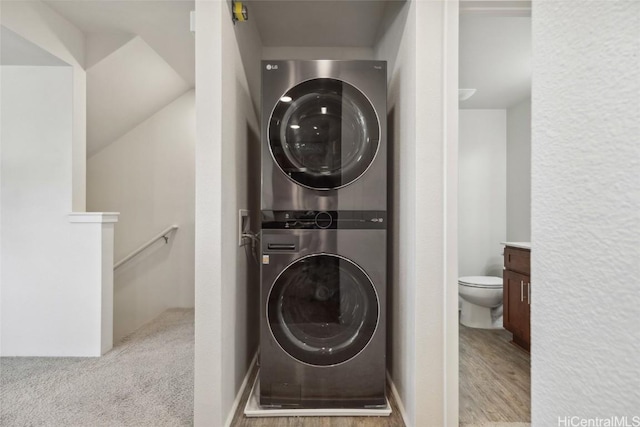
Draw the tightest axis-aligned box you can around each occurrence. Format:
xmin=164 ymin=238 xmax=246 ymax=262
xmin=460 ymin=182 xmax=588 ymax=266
xmin=459 ymin=110 xmax=507 ymax=277
xmin=532 ymin=2 xmax=640 ymax=423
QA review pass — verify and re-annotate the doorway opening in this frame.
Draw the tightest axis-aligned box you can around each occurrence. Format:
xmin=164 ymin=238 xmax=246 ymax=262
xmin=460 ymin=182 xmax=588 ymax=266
xmin=457 ymin=1 xmax=532 ymax=425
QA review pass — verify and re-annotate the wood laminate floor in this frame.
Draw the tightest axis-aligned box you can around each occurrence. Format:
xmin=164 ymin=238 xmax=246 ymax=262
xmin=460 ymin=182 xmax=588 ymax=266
xmin=231 ymin=325 xmax=529 ymax=426
xmin=459 ymin=324 xmax=531 ymax=425
xmin=230 ymin=363 xmax=405 ymax=427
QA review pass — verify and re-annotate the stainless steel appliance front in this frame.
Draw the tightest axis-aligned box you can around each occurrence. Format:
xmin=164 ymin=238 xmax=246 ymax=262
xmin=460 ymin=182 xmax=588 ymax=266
xmin=261 ymin=60 xmax=387 ymax=211
xmin=259 ymin=223 xmax=386 ymax=408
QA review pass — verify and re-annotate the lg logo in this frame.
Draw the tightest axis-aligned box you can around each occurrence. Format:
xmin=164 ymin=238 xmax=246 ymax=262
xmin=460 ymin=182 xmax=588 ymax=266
xmin=266 ymin=64 xmax=278 ymax=70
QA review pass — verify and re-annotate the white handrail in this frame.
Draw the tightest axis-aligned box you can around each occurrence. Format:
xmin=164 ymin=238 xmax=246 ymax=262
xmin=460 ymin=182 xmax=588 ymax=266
xmin=114 ymin=225 xmax=179 ymax=270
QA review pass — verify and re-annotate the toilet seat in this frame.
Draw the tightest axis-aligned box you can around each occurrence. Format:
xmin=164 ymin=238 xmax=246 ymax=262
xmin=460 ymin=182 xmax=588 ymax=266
xmin=458 ymin=276 xmax=502 ymax=288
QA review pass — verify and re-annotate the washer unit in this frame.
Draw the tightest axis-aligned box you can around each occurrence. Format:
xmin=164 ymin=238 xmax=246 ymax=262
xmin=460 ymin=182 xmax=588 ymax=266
xmin=262 ymin=60 xmax=387 ymax=211
xmin=260 ymin=210 xmax=386 ymax=408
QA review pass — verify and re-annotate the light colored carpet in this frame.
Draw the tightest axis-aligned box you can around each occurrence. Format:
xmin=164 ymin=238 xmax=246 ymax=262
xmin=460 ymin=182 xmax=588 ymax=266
xmin=0 ymin=309 xmax=194 ymax=426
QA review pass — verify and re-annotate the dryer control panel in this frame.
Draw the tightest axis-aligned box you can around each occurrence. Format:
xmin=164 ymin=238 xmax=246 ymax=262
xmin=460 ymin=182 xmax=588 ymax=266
xmin=261 ymin=210 xmax=386 ymax=230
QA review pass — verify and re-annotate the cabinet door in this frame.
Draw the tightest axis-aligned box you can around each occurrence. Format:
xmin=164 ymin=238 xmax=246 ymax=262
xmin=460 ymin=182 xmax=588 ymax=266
xmin=504 ymin=269 xmax=530 ymax=350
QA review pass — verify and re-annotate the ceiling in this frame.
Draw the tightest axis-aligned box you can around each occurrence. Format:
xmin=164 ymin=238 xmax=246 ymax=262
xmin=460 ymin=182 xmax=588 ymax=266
xmin=459 ymin=15 xmax=531 ymax=109
xmin=44 ymin=1 xmax=530 ymax=110
xmin=46 ymin=0 xmax=391 ymax=81
xmin=248 ymin=1 xmax=391 ymax=47
xmin=45 ymin=0 xmax=195 ymax=86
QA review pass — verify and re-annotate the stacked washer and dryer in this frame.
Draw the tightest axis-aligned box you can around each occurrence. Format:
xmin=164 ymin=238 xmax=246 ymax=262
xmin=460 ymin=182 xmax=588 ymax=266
xmin=260 ymin=60 xmax=387 ymax=409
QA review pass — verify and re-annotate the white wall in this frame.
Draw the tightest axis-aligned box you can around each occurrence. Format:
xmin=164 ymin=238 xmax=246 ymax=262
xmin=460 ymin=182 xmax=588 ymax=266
xmin=375 ymin=1 xmax=459 ymax=425
xmin=221 ymin=10 xmax=261 ymax=424
xmin=414 ymin=2 xmax=459 ymax=424
xmin=86 ymin=36 xmax=191 ymax=157
xmin=234 ymin=16 xmax=263 ymax=118
xmin=194 ymin=2 xmax=223 ymax=424
xmin=458 ymin=110 xmax=506 ymax=277
xmin=506 ymin=98 xmax=531 ymax=241
xmin=262 ymin=46 xmax=374 ymax=60
xmin=532 ymin=2 xmax=640 ymax=424
xmin=194 ymin=1 xmax=262 ymax=425
xmin=1 ymin=1 xmax=87 ymax=211
xmin=87 ymin=90 xmax=195 ymax=343
xmin=1 ymin=65 xmax=115 ymax=357
xmin=375 ymin=4 xmax=416 ymax=424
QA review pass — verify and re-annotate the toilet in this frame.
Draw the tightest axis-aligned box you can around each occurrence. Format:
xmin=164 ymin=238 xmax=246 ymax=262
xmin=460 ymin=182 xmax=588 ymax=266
xmin=458 ymin=276 xmax=503 ymax=329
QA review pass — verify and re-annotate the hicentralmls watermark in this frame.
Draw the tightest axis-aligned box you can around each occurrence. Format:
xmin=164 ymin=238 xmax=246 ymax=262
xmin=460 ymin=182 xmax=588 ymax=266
xmin=558 ymin=416 xmax=640 ymax=427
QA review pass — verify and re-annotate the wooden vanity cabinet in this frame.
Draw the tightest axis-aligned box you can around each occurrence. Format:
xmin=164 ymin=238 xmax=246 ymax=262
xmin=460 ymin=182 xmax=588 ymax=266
xmin=503 ymin=246 xmax=531 ymax=351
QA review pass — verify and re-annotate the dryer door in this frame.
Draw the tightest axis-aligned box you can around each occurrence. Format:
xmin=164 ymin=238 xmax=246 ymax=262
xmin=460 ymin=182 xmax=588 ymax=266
xmin=267 ymin=254 xmax=379 ymax=366
xmin=268 ymin=78 xmax=380 ymax=190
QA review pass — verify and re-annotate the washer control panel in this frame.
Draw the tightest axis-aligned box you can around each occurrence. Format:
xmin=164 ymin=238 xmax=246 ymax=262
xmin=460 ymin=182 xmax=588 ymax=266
xmin=261 ymin=211 xmax=386 ymax=230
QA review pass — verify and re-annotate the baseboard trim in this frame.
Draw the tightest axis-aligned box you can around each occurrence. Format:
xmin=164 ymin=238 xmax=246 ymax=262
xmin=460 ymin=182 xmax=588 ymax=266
xmin=224 ymin=351 xmax=259 ymax=427
xmin=387 ymin=370 xmax=410 ymax=427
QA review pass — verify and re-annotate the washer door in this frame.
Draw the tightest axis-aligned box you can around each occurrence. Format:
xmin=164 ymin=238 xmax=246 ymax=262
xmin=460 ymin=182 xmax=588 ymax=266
xmin=268 ymin=254 xmax=379 ymax=366
xmin=268 ymin=78 xmax=380 ymax=190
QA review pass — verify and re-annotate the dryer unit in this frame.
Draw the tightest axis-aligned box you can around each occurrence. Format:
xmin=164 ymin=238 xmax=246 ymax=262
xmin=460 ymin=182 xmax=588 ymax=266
xmin=261 ymin=60 xmax=387 ymax=211
xmin=259 ymin=210 xmax=387 ymax=408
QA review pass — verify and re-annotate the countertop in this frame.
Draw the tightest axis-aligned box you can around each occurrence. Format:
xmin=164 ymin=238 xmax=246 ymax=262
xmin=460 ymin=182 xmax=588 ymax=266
xmin=501 ymin=241 xmax=531 ymax=250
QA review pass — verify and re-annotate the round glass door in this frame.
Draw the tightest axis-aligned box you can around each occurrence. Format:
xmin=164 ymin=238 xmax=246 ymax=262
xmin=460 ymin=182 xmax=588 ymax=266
xmin=267 ymin=254 xmax=379 ymax=366
xmin=268 ymin=78 xmax=380 ymax=190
